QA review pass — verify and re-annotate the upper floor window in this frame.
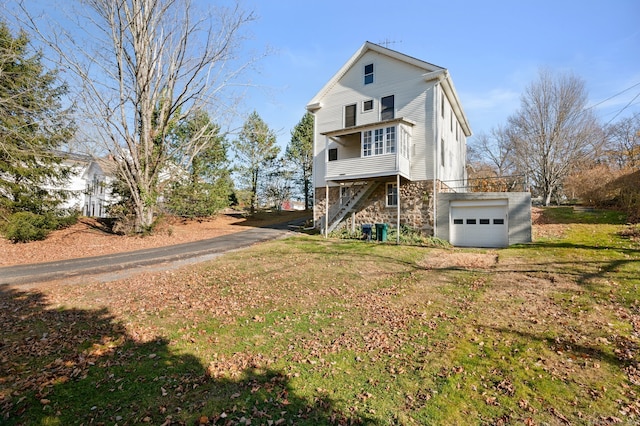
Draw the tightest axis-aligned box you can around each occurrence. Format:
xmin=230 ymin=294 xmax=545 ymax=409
xmin=374 ymin=129 xmax=384 ymax=155
xmin=345 ymin=104 xmax=356 ymax=127
xmin=362 ymin=126 xmax=396 ymax=157
xmin=381 ymin=95 xmax=394 ymax=120
xmin=362 ymin=130 xmax=372 ymax=156
xmin=450 ymin=109 xmax=453 ymax=132
xmin=385 ymin=126 xmax=396 ymax=154
xmin=400 ymin=127 xmax=410 ymax=159
xmin=363 ymin=99 xmax=374 ymax=112
xmin=328 ymin=148 xmax=338 ymax=161
xmin=364 ymin=63 xmax=374 ymax=85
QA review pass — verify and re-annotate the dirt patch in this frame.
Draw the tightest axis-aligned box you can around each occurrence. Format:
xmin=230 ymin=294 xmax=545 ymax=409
xmin=418 ymin=251 xmax=499 ymax=270
xmin=531 ymin=207 xmax=569 ymax=240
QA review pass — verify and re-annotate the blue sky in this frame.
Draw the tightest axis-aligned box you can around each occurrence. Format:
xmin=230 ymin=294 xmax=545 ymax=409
xmin=241 ymin=0 xmax=640 ymax=149
xmin=8 ymin=0 xmax=640 ymax=151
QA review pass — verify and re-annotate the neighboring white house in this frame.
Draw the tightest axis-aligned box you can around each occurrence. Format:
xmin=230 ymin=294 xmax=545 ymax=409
xmin=307 ymin=41 xmax=471 ymax=238
xmin=59 ymin=152 xmax=116 ymax=218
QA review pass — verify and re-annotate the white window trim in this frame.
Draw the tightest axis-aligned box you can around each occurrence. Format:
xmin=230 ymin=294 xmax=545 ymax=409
xmin=362 ymin=130 xmax=372 ymax=157
xmin=386 ymin=182 xmax=398 ymax=207
xmin=362 ymin=125 xmax=397 ymax=157
xmin=364 ymin=63 xmax=374 ymax=85
xmin=362 ymin=99 xmax=374 ymax=113
xmin=344 ymin=103 xmax=356 ymax=128
xmin=380 ymin=94 xmax=395 ymax=121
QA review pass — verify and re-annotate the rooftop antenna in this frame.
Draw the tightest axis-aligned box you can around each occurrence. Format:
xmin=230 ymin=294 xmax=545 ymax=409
xmin=378 ymin=38 xmax=402 ymax=49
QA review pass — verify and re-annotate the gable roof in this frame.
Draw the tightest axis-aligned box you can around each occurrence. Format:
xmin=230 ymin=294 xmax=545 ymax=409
xmin=306 ymin=41 xmax=471 ymax=137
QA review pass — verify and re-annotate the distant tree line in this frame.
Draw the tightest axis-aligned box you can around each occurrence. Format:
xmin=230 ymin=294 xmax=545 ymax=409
xmin=468 ymin=69 xmax=639 ymax=220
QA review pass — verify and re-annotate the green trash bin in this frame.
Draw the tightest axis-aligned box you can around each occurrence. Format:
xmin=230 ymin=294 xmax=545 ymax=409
xmin=375 ymin=223 xmax=388 ymax=242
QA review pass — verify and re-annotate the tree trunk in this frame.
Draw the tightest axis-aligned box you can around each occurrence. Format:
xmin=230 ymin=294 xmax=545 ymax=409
xmin=250 ymin=169 xmax=258 ymax=215
xmin=134 ymin=201 xmax=155 ymax=232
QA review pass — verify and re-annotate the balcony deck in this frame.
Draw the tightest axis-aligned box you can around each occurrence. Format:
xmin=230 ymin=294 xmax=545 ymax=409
xmin=326 ymin=153 xmax=410 ymax=181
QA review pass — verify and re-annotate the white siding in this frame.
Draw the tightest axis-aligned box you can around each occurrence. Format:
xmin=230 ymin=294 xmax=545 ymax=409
xmin=313 ymin=51 xmax=436 ymax=187
xmin=435 ymin=86 xmax=466 ymax=187
xmin=326 ymin=154 xmax=398 ymax=181
xmin=310 ymin=43 xmax=470 ymax=191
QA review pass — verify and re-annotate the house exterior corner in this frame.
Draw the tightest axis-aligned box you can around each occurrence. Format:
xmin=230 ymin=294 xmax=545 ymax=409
xmin=308 ymin=41 xmax=472 ymax=237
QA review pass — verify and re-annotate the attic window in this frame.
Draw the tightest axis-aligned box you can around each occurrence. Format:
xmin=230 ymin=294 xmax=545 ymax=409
xmin=364 ymin=63 xmax=374 ymax=85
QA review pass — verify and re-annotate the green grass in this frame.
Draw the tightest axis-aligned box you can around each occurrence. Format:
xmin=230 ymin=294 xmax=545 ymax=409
xmin=1 ymin=207 xmax=639 ymax=425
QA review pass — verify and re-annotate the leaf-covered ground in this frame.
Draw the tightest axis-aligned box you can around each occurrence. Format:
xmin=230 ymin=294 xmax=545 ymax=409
xmin=0 ymin=210 xmax=309 ymax=266
xmin=1 ymin=208 xmax=639 ymax=425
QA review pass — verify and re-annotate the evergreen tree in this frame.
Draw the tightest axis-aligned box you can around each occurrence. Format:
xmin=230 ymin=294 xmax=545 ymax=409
xmin=286 ymin=112 xmax=314 ymax=211
xmin=233 ymin=111 xmax=280 ymax=214
xmin=164 ymin=110 xmax=232 ymax=218
xmin=0 ymin=21 xmax=75 ymax=217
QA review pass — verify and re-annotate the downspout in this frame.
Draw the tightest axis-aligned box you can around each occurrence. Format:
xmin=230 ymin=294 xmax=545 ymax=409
xmin=312 ymin=113 xmax=317 ymax=228
xmin=324 ymin=134 xmax=329 ymax=238
xmin=396 ymin=174 xmax=400 ymax=244
xmin=433 ymin=82 xmax=441 ymax=238
xmin=325 ymin=184 xmax=329 ymax=237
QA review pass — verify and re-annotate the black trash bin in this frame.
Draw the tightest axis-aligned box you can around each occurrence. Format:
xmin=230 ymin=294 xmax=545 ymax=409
xmin=375 ymin=223 xmax=388 ymax=242
xmin=361 ymin=224 xmax=372 ymax=241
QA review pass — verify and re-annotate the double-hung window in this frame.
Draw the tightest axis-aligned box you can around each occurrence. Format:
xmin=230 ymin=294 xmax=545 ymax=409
xmin=364 ymin=63 xmax=374 ymax=85
xmin=400 ymin=127 xmax=409 ymax=159
xmin=381 ymin=95 xmax=394 ymax=120
xmin=386 ymin=183 xmax=398 ymax=207
xmin=345 ymin=104 xmax=356 ymax=127
xmin=374 ymin=129 xmax=384 ymax=155
xmin=385 ymin=126 xmax=396 ymax=154
xmin=362 ymin=130 xmax=372 ymax=156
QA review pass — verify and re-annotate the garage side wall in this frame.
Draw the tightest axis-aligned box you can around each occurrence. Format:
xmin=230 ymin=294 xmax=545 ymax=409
xmin=436 ymin=192 xmax=532 ymax=246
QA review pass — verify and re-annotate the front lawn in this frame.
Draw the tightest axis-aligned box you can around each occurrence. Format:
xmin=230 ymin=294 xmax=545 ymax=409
xmin=1 ymin=208 xmax=639 ymax=424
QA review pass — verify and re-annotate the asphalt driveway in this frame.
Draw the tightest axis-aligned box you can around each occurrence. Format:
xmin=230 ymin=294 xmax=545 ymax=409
xmin=0 ymin=222 xmax=303 ymax=287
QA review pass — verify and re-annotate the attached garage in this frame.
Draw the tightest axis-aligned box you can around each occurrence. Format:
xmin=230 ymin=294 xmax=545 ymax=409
xmin=449 ymin=200 xmax=508 ymax=248
xmin=436 ymin=192 xmax=531 ymax=248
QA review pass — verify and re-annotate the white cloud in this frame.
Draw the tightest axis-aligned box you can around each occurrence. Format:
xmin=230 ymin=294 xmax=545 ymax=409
xmin=462 ymin=88 xmax=520 ymax=110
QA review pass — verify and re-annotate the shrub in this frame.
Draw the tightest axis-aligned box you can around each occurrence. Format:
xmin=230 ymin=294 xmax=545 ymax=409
xmin=1 ymin=212 xmax=51 ymax=243
xmin=329 ymin=223 xmax=451 ymax=247
xmin=0 ymin=210 xmax=79 ymax=243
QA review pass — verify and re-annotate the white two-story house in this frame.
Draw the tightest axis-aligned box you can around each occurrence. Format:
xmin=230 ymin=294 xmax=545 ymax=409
xmin=307 ymin=41 xmax=472 ymax=239
xmin=58 ymin=152 xmax=116 ymax=218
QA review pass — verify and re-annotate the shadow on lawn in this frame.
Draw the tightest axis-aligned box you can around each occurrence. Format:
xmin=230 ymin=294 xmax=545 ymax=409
xmin=509 ymin=241 xmax=640 ymax=287
xmin=0 ymin=287 xmax=375 ymax=425
xmin=485 ymin=325 xmax=637 ymax=371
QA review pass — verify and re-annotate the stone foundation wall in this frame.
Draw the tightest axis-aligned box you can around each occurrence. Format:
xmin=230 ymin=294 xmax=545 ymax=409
xmin=315 ymin=180 xmax=435 ymax=235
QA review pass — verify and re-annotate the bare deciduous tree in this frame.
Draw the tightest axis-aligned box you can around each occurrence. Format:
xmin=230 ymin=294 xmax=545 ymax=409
xmin=508 ymin=69 xmax=603 ymax=205
xmin=468 ymin=125 xmax=515 ymax=177
xmin=18 ymin=0 xmax=258 ymax=231
xmin=605 ymin=112 xmax=640 ymax=169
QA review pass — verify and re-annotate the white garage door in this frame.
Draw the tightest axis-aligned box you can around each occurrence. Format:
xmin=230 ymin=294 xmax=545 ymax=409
xmin=450 ymin=200 xmax=508 ymax=248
